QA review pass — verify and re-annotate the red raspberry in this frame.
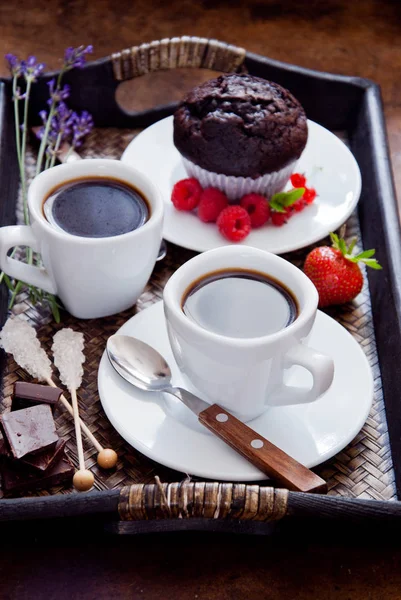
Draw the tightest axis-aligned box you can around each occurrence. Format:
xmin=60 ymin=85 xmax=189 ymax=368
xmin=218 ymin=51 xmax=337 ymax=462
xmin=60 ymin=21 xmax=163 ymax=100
xmin=240 ymin=194 xmax=270 ymax=228
xmin=271 ymin=211 xmax=289 ymax=227
xmin=197 ymin=188 xmax=228 ymax=222
xmin=303 ymin=187 xmax=317 ymax=204
xmin=290 ymin=173 xmax=307 ymax=188
xmin=171 ymin=178 xmax=202 ymax=211
xmin=217 ymin=206 xmax=251 ymax=242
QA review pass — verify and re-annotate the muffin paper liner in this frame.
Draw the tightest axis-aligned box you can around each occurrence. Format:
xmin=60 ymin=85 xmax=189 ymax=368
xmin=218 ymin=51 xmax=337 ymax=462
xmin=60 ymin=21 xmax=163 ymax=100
xmin=182 ymin=158 xmax=297 ymax=201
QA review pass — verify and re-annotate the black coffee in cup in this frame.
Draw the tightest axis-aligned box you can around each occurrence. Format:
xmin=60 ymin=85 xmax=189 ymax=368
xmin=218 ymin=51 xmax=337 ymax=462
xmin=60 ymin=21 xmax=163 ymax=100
xmin=182 ymin=269 xmax=298 ymax=339
xmin=43 ymin=176 xmax=150 ymax=238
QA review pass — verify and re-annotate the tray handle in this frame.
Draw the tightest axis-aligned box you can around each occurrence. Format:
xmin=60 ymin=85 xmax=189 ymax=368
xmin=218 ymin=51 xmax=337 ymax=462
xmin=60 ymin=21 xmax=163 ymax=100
xmin=118 ymin=481 xmax=401 ymax=524
xmin=110 ymin=36 xmax=246 ymax=81
xmin=118 ymin=481 xmax=288 ymax=521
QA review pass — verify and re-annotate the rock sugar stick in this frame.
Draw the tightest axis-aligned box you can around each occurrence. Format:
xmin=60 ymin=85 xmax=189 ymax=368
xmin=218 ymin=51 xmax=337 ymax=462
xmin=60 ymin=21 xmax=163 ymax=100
xmin=52 ymin=328 xmax=94 ymax=492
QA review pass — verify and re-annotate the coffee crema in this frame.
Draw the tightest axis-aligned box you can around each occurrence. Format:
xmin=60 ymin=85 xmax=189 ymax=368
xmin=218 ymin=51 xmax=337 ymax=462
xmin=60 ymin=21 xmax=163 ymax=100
xmin=43 ymin=176 xmax=150 ymax=238
xmin=182 ymin=268 xmax=298 ymax=339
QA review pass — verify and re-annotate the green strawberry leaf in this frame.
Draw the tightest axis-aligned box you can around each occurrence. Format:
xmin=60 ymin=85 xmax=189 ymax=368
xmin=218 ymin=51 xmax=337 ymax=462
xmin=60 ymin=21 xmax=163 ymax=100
xmin=353 ymin=249 xmax=376 ymax=260
xmin=328 ymin=231 xmax=382 ymax=270
xmin=361 ymin=259 xmax=382 ymax=270
xmin=347 ymin=238 xmax=358 ymax=254
xmin=338 ymin=238 xmax=347 ymax=255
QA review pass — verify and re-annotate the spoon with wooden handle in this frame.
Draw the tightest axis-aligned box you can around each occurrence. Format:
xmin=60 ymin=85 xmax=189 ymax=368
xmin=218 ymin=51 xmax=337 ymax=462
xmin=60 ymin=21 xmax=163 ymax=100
xmin=106 ymin=334 xmax=327 ymax=494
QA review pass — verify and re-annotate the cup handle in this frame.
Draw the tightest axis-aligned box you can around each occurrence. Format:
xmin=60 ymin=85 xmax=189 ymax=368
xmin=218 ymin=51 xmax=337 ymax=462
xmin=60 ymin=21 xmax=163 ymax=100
xmin=0 ymin=225 xmax=57 ymax=294
xmin=271 ymin=342 xmax=335 ymax=406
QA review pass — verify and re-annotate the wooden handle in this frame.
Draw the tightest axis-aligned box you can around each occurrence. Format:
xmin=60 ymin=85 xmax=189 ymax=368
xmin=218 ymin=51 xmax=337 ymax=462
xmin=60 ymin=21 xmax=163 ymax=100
xmin=198 ymin=404 xmax=327 ymax=494
xmin=111 ymin=36 xmax=246 ymax=81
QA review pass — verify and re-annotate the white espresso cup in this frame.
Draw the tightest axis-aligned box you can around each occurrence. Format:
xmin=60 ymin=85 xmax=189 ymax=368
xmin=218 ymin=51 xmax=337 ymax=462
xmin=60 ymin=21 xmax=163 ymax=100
xmin=0 ymin=159 xmax=164 ymax=319
xmin=164 ymin=246 xmax=335 ymax=422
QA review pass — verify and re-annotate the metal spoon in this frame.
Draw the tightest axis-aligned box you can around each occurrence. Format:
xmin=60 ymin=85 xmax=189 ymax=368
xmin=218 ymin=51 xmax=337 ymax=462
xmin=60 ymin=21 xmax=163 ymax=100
xmin=106 ymin=335 xmax=327 ymax=494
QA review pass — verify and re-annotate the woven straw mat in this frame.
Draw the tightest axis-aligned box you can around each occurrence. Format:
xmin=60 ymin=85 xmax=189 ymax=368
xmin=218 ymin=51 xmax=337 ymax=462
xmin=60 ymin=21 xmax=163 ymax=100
xmin=0 ymin=127 xmax=395 ymax=501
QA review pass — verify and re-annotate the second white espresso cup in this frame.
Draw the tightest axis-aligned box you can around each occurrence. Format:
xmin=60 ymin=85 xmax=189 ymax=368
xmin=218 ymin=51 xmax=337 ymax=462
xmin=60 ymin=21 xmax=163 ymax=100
xmin=0 ymin=159 xmax=164 ymax=319
xmin=164 ymin=246 xmax=335 ymax=422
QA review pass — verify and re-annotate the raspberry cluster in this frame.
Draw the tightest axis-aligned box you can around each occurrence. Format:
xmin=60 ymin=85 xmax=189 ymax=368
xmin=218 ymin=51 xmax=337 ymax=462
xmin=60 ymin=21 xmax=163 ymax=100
xmin=171 ymin=173 xmax=317 ymax=242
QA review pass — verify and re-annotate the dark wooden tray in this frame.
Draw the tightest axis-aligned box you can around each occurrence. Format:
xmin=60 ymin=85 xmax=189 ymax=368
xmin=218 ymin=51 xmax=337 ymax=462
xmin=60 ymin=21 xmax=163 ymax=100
xmin=1 ymin=36 xmax=401 ymax=534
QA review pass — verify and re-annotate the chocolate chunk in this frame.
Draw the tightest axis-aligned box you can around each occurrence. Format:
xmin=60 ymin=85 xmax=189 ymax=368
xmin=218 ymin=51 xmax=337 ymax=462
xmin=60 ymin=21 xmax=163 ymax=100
xmin=1 ymin=453 xmax=74 ymax=495
xmin=21 ymin=439 xmax=66 ymax=472
xmin=12 ymin=382 xmax=62 ymax=412
xmin=0 ymin=405 xmax=58 ymax=459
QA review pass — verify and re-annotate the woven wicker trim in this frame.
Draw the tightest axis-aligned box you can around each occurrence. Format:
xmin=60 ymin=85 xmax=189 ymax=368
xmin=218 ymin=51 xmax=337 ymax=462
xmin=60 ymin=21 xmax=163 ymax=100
xmin=111 ymin=36 xmax=246 ymax=81
xmin=118 ymin=481 xmax=289 ymax=521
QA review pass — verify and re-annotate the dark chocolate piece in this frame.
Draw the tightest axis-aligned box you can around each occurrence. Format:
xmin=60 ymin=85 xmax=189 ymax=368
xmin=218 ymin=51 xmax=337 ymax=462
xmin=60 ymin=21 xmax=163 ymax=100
xmin=12 ymin=382 xmax=62 ymax=412
xmin=0 ymin=404 xmax=58 ymax=459
xmin=1 ymin=453 xmax=74 ymax=495
xmin=21 ymin=439 xmax=66 ymax=472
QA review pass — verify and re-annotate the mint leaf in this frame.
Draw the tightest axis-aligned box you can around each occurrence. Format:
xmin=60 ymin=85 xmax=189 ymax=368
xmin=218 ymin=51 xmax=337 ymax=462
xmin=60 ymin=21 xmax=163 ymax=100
xmin=270 ymin=188 xmax=305 ymax=212
xmin=282 ymin=188 xmax=305 ymax=207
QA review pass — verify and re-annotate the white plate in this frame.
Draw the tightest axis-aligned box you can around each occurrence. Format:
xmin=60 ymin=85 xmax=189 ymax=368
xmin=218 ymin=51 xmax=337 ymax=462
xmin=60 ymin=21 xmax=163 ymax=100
xmin=121 ymin=116 xmax=361 ymax=254
xmin=98 ymin=302 xmax=373 ymax=481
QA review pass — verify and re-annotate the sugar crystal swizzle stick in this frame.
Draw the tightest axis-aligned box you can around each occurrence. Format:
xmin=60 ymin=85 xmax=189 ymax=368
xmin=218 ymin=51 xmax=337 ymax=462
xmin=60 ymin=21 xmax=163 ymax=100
xmin=52 ymin=328 xmax=94 ymax=492
xmin=0 ymin=318 xmax=117 ymax=470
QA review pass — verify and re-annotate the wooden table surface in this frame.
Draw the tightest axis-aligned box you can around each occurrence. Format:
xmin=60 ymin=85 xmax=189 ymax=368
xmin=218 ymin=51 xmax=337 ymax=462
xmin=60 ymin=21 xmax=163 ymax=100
xmin=1 ymin=0 xmax=401 ymax=598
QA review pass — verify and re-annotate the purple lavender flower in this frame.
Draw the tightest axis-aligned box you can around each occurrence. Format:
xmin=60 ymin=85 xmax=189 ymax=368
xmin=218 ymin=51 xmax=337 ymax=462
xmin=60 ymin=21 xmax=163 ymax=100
xmin=49 ymin=101 xmax=75 ymax=142
xmin=47 ymin=78 xmax=70 ymax=106
xmin=64 ymin=45 xmax=93 ymax=70
xmin=5 ymin=53 xmax=23 ymax=76
xmin=35 ymin=110 xmax=48 ymax=140
xmin=21 ymin=56 xmax=45 ymax=81
xmin=5 ymin=53 xmax=45 ymax=81
xmin=36 ymin=102 xmax=75 ymax=146
xmin=71 ymin=110 xmax=94 ymax=148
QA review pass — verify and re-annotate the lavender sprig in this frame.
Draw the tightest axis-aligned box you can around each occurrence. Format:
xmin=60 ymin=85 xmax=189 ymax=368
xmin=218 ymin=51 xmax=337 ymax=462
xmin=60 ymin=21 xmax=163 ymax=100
xmin=23 ymin=56 xmax=45 ymax=81
xmin=5 ymin=54 xmax=23 ymax=77
xmin=72 ymin=111 xmax=94 ymax=148
xmin=47 ymin=78 xmax=70 ymax=105
xmin=6 ymin=55 xmax=45 ymax=224
xmin=3 ymin=46 xmax=94 ymax=323
xmin=37 ymin=103 xmax=93 ymax=167
xmin=64 ymin=45 xmax=93 ymax=70
xmin=36 ymin=45 xmax=92 ymax=175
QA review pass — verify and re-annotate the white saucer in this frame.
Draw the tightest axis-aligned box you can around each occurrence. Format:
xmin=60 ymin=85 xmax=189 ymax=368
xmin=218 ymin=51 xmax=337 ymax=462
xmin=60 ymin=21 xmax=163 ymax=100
xmin=98 ymin=302 xmax=373 ymax=481
xmin=121 ymin=116 xmax=361 ymax=255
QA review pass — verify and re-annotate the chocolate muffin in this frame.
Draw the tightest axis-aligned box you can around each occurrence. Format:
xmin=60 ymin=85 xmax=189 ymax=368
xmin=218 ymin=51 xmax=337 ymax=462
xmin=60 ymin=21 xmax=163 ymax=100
xmin=173 ymin=73 xmax=308 ymax=200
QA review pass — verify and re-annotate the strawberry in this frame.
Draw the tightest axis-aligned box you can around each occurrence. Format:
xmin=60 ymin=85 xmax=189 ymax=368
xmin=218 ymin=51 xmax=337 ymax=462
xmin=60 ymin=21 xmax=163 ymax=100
xmin=304 ymin=233 xmax=382 ymax=307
